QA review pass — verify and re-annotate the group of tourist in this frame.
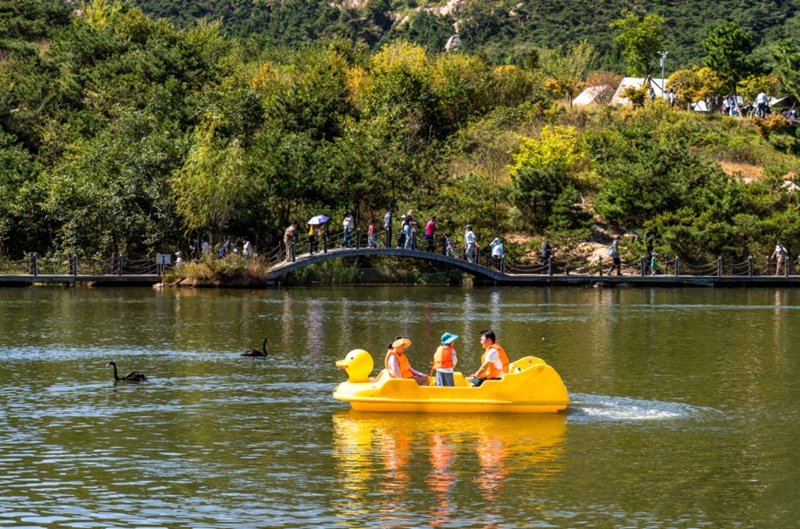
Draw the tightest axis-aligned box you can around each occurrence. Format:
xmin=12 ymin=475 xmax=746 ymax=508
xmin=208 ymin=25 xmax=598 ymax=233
xmin=719 ymin=91 xmax=797 ymax=120
xmin=384 ymin=329 xmax=509 ymax=387
xmin=182 ymin=235 xmax=253 ymax=265
xmin=281 ymin=209 xmax=506 ymax=266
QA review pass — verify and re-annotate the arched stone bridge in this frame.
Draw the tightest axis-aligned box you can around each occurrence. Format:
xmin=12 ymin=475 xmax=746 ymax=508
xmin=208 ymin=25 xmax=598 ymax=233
xmin=268 ymin=247 xmax=505 ymax=282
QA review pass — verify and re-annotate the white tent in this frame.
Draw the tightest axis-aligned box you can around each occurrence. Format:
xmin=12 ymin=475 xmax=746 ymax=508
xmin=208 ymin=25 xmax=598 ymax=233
xmin=769 ymin=95 xmax=799 ymax=109
xmin=609 ymin=77 xmax=667 ymax=106
xmin=573 ymin=85 xmax=609 ymax=106
xmin=691 ymin=100 xmax=709 ymax=112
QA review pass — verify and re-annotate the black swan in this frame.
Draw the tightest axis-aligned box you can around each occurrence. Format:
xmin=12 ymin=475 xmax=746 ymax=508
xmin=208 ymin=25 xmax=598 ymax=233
xmin=106 ymin=361 xmax=147 ymax=381
xmin=242 ymin=338 xmax=268 ymax=357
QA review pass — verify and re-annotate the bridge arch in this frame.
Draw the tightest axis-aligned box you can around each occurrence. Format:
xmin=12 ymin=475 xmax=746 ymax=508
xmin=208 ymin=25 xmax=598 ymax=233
xmin=267 ymin=247 xmax=504 ymax=282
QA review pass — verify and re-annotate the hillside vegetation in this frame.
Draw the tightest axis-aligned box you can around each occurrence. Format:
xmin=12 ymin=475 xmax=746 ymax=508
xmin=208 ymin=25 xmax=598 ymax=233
xmin=126 ymin=0 xmax=800 ymax=68
xmin=0 ymin=0 xmax=799 ymax=268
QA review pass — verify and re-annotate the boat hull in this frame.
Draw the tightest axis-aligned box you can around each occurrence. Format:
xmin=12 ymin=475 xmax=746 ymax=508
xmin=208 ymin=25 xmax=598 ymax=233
xmin=333 ymin=356 xmax=569 ymax=413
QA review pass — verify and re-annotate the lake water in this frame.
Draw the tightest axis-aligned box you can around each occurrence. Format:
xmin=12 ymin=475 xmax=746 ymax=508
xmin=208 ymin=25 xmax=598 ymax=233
xmin=1 ymin=286 xmax=799 ymax=527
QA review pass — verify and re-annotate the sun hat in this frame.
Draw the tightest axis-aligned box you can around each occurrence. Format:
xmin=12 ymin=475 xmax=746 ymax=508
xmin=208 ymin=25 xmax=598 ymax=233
xmin=440 ymin=332 xmax=458 ymax=345
xmin=392 ymin=338 xmax=412 ymax=349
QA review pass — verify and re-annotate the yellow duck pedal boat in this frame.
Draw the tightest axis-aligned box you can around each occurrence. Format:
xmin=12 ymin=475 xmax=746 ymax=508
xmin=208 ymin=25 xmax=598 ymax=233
xmin=334 ymin=349 xmax=569 ymax=413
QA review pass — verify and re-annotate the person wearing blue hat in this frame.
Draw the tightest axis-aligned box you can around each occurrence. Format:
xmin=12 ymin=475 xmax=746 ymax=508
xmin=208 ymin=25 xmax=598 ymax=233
xmin=432 ymin=332 xmax=459 ymax=386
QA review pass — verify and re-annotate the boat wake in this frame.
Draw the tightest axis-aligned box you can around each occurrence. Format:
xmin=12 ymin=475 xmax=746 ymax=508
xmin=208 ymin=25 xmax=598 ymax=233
xmin=566 ymin=393 xmax=718 ymax=422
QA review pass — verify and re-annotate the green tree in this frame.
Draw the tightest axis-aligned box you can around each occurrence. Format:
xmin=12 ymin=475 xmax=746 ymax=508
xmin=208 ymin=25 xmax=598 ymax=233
xmin=172 ymin=113 xmax=249 ymax=244
xmin=703 ymin=21 xmax=761 ymax=117
xmin=41 ymin=110 xmax=185 ymax=256
xmin=610 ymin=10 xmax=666 ymax=77
xmin=540 ymin=40 xmax=595 ymax=107
xmin=773 ymin=39 xmax=800 ymax=98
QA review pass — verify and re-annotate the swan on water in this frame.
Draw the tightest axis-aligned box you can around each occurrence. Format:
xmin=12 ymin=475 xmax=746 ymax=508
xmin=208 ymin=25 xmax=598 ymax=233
xmin=106 ymin=361 xmax=147 ymax=381
xmin=242 ymin=339 xmax=268 ymax=357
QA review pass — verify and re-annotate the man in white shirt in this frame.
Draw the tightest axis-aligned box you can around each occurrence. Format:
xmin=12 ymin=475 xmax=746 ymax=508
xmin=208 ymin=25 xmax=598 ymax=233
xmin=772 ymin=240 xmax=788 ymax=276
xmin=756 ymin=91 xmax=768 ymax=117
xmin=464 ymin=225 xmax=477 ymax=263
xmin=343 ymin=212 xmax=354 ymax=247
xmin=383 ymin=209 xmax=393 ymax=247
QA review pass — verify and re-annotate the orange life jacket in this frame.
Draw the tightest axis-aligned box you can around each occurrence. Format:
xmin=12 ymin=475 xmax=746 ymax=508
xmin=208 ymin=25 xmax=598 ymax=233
xmin=432 ymin=345 xmax=455 ymax=370
xmin=385 ymin=348 xmax=413 ymax=378
xmin=481 ymin=342 xmax=509 ymax=379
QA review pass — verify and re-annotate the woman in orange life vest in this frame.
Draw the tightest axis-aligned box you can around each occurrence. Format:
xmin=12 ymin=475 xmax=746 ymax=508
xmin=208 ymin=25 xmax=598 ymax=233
xmin=432 ymin=332 xmax=459 ymax=387
xmin=468 ymin=329 xmax=510 ymax=387
xmin=385 ymin=337 xmax=429 ymax=386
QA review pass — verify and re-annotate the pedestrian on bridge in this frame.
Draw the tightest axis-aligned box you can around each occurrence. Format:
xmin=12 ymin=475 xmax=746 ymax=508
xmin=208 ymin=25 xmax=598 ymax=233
xmin=284 ymin=221 xmax=298 ymax=261
xmin=772 ymin=240 xmax=788 ymax=276
xmin=464 ymin=225 xmax=477 ymax=263
xmin=403 ymin=220 xmax=414 ymax=250
xmin=342 ymin=212 xmax=354 ymax=248
xmin=425 ymin=217 xmax=436 ymax=252
xmin=490 ymin=237 xmax=504 ymax=268
xmin=444 ymin=234 xmax=456 ymax=257
xmin=397 ymin=215 xmax=408 ymax=248
xmin=367 ymin=219 xmax=377 ymax=248
xmin=383 ymin=209 xmax=393 ymax=248
xmin=606 ymin=236 xmax=621 ymax=276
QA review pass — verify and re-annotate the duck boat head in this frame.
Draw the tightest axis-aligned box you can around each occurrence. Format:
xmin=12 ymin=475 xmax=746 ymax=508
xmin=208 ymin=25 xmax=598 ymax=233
xmin=336 ymin=349 xmax=374 ymax=383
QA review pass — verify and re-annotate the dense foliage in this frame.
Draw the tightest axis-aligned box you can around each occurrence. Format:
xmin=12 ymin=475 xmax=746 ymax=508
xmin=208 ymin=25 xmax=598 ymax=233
xmin=125 ymin=0 xmax=800 ymax=69
xmin=1 ymin=0 xmax=800 ymax=268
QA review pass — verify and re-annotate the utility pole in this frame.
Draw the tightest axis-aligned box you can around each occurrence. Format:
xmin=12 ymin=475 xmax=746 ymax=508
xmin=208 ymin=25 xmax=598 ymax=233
xmin=658 ymin=50 xmax=668 ymax=97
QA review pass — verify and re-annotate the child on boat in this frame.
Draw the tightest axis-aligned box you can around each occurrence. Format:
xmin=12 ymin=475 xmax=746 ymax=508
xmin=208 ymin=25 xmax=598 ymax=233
xmin=385 ymin=337 xmax=428 ymax=386
xmin=432 ymin=333 xmax=458 ymax=386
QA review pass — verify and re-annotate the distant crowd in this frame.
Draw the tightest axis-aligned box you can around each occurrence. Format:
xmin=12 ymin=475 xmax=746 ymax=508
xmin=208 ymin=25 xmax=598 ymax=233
xmin=282 ymin=209 xmax=505 ymax=267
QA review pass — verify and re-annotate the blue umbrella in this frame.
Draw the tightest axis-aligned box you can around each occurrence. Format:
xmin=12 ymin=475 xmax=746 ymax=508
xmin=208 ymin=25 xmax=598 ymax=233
xmin=308 ymin=215 xmax=329 ymax=225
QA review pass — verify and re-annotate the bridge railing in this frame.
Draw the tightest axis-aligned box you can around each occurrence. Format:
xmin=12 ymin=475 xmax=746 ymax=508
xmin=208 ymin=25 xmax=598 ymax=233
xmin=276 ymin=228 xmax=507 ymax=274
xmin=7 ymin=245 xmax=797 ymax=280
xmin=0 ymin=253 xmax=167 ymax=277
xmin=0 ymin=257 xmax=30 ymax=275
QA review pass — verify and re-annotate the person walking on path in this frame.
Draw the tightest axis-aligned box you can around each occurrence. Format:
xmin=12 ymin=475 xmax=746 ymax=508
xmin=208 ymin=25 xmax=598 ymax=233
xmin=383 ymin=209 xmax=393 ymax=248
xmin=403 ymin=220 xmax=414 ymax=250
xmin=468 ymin=330 xmax=510 ymax=387
xmin=606 ymin=236 xmax=622 ymax=276
xmin=284 ymin=221 xmax=298 ymax=261
xmin=367 ymin=219 xmax=377 ymax=248
xmin=541 ymin=240 xmax=552 ymax=263
xmin=424 ymin=217 xmax=436 ymax=252
xmin=464 ymin=225 xmax=477 ymax=263
xmin=342 ymin=212 xmax=355 ymax=248
xmin=432 ymin=333 xmax=458 ymax=387
xmin=396 ymin=215 xmax=407 ymax=248
xmin=490 ymin=237 xmax=504 ymax=268
xmin=444 ymin=233 xmax=456 ymax=257
xmin=242 ymin=237 xmax=253 ymax=259
xmin=218 ymin=236 xmax=232 ymax=258
xmin=201 ymin=237 xmax=209 ymax=258
xmin=308 ymin=222 xmax=322 ymax=254
xmin=772 ymin=240 xmax=788 ymax=276
xmin=644 ymin=237 xmax=654 ymax=274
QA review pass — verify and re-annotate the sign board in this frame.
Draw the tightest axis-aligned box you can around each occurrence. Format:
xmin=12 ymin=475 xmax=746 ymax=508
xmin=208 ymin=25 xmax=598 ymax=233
xmin=156 ymin=253 xmax=171 ymax=265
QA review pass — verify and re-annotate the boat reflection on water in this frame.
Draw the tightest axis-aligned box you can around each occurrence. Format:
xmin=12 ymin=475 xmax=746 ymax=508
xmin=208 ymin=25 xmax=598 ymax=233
xmin=331 ymin=411 xmax=567 ymax=523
